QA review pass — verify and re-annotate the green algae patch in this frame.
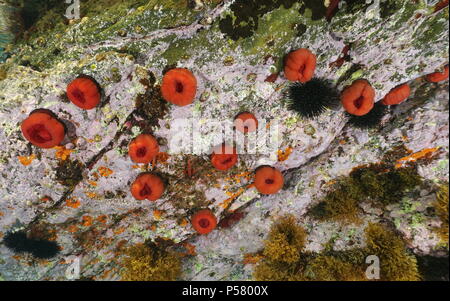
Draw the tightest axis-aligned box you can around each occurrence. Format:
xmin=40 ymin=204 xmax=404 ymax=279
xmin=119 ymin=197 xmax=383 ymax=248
xmin=365 ymin=223 xmax=421 ymax=281
xmin=262 ymin=215 xmax=307 ymax=264
xmin=239 ymin=4 xmax=303 ymax=65
xmin=309 ymin=160 xmax=422 ymax=224
xmin=433 ymin=183 xmax=449 ymax=247
xmin=55 ymin=158 xmax=84 ymax=188
xmin=218 ymin=0 xmax=300 ymax=41
xmin=9 ymin=0 xmax=212 ymax=70
xmin=254 ymin=217 xmax=421 ymax=281
xmin=120 ymin=241 xmax=182 ymax=281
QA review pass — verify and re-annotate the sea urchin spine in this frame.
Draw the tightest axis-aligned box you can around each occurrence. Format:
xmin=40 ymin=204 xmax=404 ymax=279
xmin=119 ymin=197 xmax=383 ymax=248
xmin=286 ymin=78 xmax=339 ymax=119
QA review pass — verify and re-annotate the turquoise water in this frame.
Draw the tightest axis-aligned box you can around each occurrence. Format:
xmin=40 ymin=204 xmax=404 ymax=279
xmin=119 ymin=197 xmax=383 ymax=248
xmin=0 ymin=2 xmax=22 ymax=62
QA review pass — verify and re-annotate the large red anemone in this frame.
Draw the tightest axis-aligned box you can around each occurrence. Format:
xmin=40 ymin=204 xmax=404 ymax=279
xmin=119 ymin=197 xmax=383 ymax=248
xmin=211 ymin=144 xmax=238 ymax=171
xmin=191 ymin=209 xmax=217 ymax=235
xmin=254 ymin=166 xmax=284 ymax=195
xmin=161 ymin=68 xmax=197 ymax=106
xmin=128 ymin=134 xmax=159 ymax=164
xmin=66 ymin=77 xmax=101 ymax=110
xmin=426 ymin=65 xmax=449 ymax=83
xmin=341 ymin=79 xmax=375 ymax=116
xmin=382 ymin=84 xmax=411 ymax=105
xmin=130 ymin=173 xmax=165 ymax=201
xmin=284 ymin=48 xmax=317 ymax=83
xmin=21 ymin=110 xmax=65 ymax=149
xmin=234 ymin=112 xmax=258 ymax=134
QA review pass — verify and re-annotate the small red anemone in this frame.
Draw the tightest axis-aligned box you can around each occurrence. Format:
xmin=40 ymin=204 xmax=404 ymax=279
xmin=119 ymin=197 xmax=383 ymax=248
xmin=130 ymin=173 xmax=165 ymax=201
xmin=161 ymin=68 xmax=197 ymax=106
xmin=66 ymin=77 xmax=101 ymax=110
xmin=211 ymin=144 xmax=238 ymax=171
xmin=191 ymin=209 xmax=217 ymax=235
xmin=234 ymin=112 xmax=258 ymax=133
xmin=21 ymin=110 xmax=65 ymax=149
xmin=341 ymin=79 xmax=375 ymax=116
xmin=254 ymin=166 xmax=284 ymax=195
xmin=128 ymin=134 xmax=159 ymax=164
xmin=426 ymin=65 xmax=449 ymax=83
xmin=284 ymin=48 xmax=317 ymax=83
xmin=382 ymin=84 xmax=411 ymax=105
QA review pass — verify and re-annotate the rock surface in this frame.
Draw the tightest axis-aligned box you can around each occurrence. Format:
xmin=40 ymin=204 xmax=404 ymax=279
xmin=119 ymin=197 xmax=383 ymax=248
xmin=0 ymin=0 xmax=448 ymax=280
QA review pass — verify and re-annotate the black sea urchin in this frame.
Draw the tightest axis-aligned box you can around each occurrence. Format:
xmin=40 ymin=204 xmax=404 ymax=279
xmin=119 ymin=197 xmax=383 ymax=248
xmin=348 ymin=101 xmax=388 ymax=129
xmin=2 ymin=230 xmax=60 ymax=259
xmin=286 ymin=78 xmax=339 ymax=119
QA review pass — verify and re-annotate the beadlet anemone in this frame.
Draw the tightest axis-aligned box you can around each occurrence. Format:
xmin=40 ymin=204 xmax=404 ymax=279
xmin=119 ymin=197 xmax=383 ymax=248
xmin=191 ymin=209 xmax=217 ymax=235
xmin=286 ymin=78 xmax=340 ymax=119
xmin=254 ymin=166 xmax=284 ymax=195
xmin=130 ymin=173 xmax=165 ymax=201
xmin=426 ymin=65 xmax=449 ymax=83
xmin=66 ymin=76 xmax=101 ymax=110
xmin=284 ymin=48 xmax=316 ymax=83
xmin=211 ymin=144 xmax=238 ymax=171
xmin=161 ymin=68 xmax=197 ymax=106
xmin=21 ymin=109 xmax=65 ymax=148
xmin=234 ymin=112 xmax=258 ymax=133
xmin=341 ymin=79 xmax=375 ymax=116
xmin=128 ymin=134 xmax=159 ymax=164
xmin=382 ymin=84 xmax=411 ymax=105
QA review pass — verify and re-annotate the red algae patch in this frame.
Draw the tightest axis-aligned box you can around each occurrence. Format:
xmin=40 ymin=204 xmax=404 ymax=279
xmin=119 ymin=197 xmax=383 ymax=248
xmin=284 ymin=48 xmax=316 ymax=83
xmin=128 ymin=134 xmax=160 ymax=164
xmin=234 ymin=112 xmax=258 ymax=133
xmin=382 ymin=84 xmax=411 ymax=105
xmin=21 ymin=110 xmax=65 ymax=149
xmin=161 ymin=68 xmax=197 ymax=106
xmin=211 ymin=144 xmax=238 ymax=171
xmin=130 ymin=173 xmax=165 ymax=201
xmin=66 ymin=77 xmax=101 ymax=110
xmin=191 ymin=209 xmax=217 ymax=235
xmin=341 ymin=79 xmax=375 ymax=116
xmin=426 ymin=65 xmax=449 ymax=83
xmin=254 ymin=166 xmax=284 ymax=195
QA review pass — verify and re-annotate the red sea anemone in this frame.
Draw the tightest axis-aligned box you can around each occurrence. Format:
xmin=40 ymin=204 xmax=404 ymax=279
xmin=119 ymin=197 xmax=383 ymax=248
xmin=66 ymin=77 xmax=101 ymax=110
xmin=234 ymin=112 xmax=258 ymax=133
xmin=382 ymin=84 xmax=411 ymax=105
xmin=161 ymin=68 xmax=197 ymax=106
xmin=254 ymin=166 xmax=284 ymax=195
xmin=191 ymin=209 xmax=217 ymax=234
xmin=128 ymin=134 xmax=159 ymax=164
xmin=211 ymin=144 xmax=238 ymax=171
xmin=21 ymin=110 xmax=65 ymax=149
xmin=341 ymin=79 xmax=375 ymax=116
xmin=426 ymin=65 xmax=449 ymax=83
xmin=130 ymin=173 xmax=165 ymax=201
xmin=284 ymin=48 xmax=317 ymax=83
